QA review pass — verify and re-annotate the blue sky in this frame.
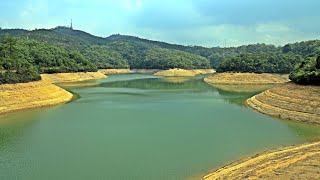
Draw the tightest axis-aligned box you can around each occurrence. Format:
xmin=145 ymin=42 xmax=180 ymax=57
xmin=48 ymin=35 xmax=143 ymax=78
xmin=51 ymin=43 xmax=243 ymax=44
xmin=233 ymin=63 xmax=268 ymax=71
xmin=0 ymin=0 xmax=319 ymax=47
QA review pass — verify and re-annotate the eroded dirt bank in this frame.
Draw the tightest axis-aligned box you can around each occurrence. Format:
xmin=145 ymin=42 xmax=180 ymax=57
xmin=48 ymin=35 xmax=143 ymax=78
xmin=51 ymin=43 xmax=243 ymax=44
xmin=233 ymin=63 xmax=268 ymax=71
xmin=203 ymin=142 xmax=320 ymax=180
xmin=0 ymin=80 xmax=73 ymax=114
xmin=202 ymin=82 xmax=320 ymax=180
xmin=204 ymin=73 xmax=289 ymax=84
xmin=99 ymin=69 xmax=131 ymax=74
xmin=41 ymin=72 xmax=107 ymax=83
xmin=154 ymin=68 xmax=215 ymax=77
xmin=247 ymin=83 xmax=320 ymax=125
xmin=0 ymin=72 xmax=107 ymax=114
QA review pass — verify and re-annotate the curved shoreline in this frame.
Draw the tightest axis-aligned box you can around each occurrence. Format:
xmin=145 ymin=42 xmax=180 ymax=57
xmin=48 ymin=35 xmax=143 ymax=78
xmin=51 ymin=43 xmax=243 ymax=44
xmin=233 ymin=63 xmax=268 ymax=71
xmin=0 ymin=72 xmax=107 ymax=114
xmin=0 ymin=80 xmax=73 ymax=114
xmin=204 ymin=73 xmax=289 ymax=84
xmin=203 ymin=141 xmax=320 ymax=180
xmin=154 ymin=68 xmax=215 ymax=77
xmin=203 ymin=81 xmax=320 ymax=179
xmin=41 ymin=71 xmax=107 ymax=83
xmin=247 ymin=83 xmax=320 ymax=125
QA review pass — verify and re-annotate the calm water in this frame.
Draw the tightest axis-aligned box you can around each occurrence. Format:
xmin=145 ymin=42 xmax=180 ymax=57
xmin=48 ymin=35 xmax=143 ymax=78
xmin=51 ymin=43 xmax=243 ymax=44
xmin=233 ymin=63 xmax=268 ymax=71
xmin=0 ymin=74 xmax=319 ymax=180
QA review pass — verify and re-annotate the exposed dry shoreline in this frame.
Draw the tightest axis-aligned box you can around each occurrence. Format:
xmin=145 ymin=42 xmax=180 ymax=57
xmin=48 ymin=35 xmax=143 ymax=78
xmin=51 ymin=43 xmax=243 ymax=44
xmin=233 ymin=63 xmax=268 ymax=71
xmin=204 ymin=73 xmax=289 ymax=84
xmin=41 ymin=71 xmax=107 ymax=83
xmin=99 ymin=69 xmax=131 ymax=74
xmin=154 ymin=68 xmax=215 ymax=77
xmin=203 ymin=142 xmax=320 ymax=180
xmin=0 ymin=80 xmax=73 ymax=114
xmin=247 ymin=82 xmax=320 ymax=125
xmin=203 ymin=79 xmax=320 ymax=179
xmin=0 ymin=72 xmax=107 ymax=114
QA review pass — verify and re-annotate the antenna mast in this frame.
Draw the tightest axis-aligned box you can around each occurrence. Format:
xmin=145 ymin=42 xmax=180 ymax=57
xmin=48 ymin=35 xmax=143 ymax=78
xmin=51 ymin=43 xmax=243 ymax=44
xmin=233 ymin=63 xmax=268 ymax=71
xmin=70 ymin=19 xmax=73 ymax=29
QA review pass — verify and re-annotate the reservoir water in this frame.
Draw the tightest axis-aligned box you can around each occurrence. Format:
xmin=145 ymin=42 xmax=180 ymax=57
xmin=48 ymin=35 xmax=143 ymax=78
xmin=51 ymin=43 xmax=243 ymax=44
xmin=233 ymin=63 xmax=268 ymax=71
xmin=0 ymin=74 xmax=319 ymax=180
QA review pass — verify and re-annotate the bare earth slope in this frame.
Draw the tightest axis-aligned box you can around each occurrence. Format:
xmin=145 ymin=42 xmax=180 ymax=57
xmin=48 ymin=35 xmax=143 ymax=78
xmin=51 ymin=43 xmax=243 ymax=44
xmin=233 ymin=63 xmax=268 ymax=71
xmin=154 ymin=68 xmax=215 ymax=77
xmin=0 ymin=72 xmax=107 ymax=114
xmin=41 ymin=72 xmax=106 ymax=83
xmin=204 ymin=73 xmax=289 ymax=84
xmin=99 ymin=69 xmax=131 ymax=74
xmin=203 ymin=82 xmax=320 ymax=180
xmin=247 ymin=83 xmax=320 ymax=125
xmin=203 ymin=142 xmax=320 ymax=180
xmin=0 ymin=80 xmax=73 ymax=114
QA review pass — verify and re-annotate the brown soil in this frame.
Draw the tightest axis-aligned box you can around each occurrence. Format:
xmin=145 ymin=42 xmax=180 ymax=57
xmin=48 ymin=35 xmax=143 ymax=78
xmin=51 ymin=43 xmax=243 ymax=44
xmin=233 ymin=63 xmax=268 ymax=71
xmin=247 ymin=82 xmax=320 ymax=125
xmin=41 ymin=72 xmax=106 ymax=83
xmin=154 ymin=69 xmax=215 ymax=77
xmin=204 ymin=73 xmax=289 ymax=85
xmin=0 ymin=80 xmax=73 ymax=114
xmin=203 ymin=82 xmax=320 ymax=180
xmin=0 ymin=72 xmax=107 ymax=114
xmin=99 ymin=69 xmax=131 ymax=74
xmin=202 ymin=142 xmax=320 ymax=180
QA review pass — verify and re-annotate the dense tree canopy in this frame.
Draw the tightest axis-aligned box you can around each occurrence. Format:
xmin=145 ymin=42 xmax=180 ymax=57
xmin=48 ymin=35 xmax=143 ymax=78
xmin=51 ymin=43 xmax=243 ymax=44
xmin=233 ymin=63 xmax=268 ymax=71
xmin=107 ymin=41 xmax=154 ymax=68
xmin=1 ymin=27 xmax=320 ymax=84
xmin=282 ymin=40 xmax=320 ymax=57
xmin=143 ymin=48 xmax=211 ymax=69
xmin=0 ymin=36 xmax=97 ymax=84
xmin=83 ymin=45 xmax=129 ymax=69
xmin=289 ymin=55 xmax=320 ymax=85
xmin=0 ymin=36 xmax=40 ymax=83
xmin=217 ymin=52 xmax=303 ymax=73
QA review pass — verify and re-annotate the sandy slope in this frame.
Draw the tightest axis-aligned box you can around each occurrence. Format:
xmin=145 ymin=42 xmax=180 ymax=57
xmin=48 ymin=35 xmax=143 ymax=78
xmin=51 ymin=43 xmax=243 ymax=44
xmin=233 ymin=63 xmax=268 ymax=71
xmin=203 ymin=82 xmax=320 ymax=180
xmin=154 ymin=68 xmax=215 ymax=77
xmin=203 ymin=142 xmax=320 ymax=180
xmin=41 ymin=72 xmax=106 ymax=83
xmin=0 ymin=72 xmax=107 ymax=114
xmin=0 ymin=80 xmax=73 ymax=114
xmin=99 ymin=69 xmax=131 ymax=74
xmin=247 ymin=83 xmax=320 ymax=125
xmin=204 ymin=73 xmax=289 ymax=84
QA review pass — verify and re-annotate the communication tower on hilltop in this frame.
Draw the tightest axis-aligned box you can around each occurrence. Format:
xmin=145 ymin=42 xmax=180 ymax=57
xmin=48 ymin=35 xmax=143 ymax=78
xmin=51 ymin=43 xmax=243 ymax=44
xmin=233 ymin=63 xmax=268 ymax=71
xmin=70 ymin=19 xmax=73 ymax=29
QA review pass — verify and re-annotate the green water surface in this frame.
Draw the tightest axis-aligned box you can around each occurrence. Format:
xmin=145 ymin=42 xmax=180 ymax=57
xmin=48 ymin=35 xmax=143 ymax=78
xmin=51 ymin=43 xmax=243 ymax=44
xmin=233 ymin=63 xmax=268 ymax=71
xmin=0 ymin=74 xmax=319 ymax=180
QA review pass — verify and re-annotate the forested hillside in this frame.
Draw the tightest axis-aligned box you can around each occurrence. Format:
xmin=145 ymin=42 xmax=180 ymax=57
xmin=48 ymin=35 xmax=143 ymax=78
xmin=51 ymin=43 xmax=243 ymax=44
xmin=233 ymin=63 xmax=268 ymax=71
xmin=1 ymin=26 xmax=320 ymax=84
xmin=289 ymin=55 xmax=320 ymax=85
xmin=0 ymin=36 xmax=97 ymax=84
xmin=143 ymin=48 xmax=211 ymax=69
xmin=217 ymin=53 xmax=303 ymax=73
xmin=83 ymin=45 xmax=129 ymax=69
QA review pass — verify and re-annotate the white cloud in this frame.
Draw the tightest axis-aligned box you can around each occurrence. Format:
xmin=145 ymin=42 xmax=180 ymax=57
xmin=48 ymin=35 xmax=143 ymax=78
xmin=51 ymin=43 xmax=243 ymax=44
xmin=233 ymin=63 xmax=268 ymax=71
xmin=255 ymin=23 xmax=291 ymax=33
xmin=20 ymin=0 xmax=49 ymax=19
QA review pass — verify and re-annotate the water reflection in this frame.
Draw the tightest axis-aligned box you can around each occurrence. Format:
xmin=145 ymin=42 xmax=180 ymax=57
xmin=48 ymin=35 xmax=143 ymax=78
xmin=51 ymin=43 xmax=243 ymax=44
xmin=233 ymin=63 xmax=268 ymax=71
xmin=0 ymin=74 xmax=319 ymax=180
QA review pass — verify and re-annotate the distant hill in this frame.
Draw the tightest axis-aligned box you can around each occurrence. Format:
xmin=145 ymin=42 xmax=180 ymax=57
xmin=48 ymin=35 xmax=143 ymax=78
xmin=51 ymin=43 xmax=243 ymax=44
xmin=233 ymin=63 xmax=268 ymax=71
xmin=22 ymin=29 xmax=91 ymax=51
xmin=0 ymin=26 xmax=319 ymax=70
xmin=289 ymin=55 xmax=320 ymax=85
xmin=52 ymin=26 xmax=107 ymax=45
xmin=0 ymin=28 xmax=28 ymax=36
xmin=282 ymin=40 xmax=320 ymax=57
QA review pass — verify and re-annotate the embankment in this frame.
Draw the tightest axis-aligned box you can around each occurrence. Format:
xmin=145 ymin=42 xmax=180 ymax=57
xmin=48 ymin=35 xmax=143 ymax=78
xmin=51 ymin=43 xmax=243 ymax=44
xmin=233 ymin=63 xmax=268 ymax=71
xmin=41 ymin=71 xmax=106 ymax=83
xmin=0 ymin=80 xmax=73 ymax=114
xmin=203 ymin=142 xmax=320 ymax=180
xmin=0 ymin=71 xmax=107 ymax=114
xmin=203 ymin=76 xmax=320 ymax=180
xmin=154 ymin=68 xmax=215 ymax=77
xmin=247 ymin=82 xmax=320 ymax=125
xmin=204 ymin=73 xmax=289 ymax=84
xmin=99 ymin=69 xmax=131 ymax=74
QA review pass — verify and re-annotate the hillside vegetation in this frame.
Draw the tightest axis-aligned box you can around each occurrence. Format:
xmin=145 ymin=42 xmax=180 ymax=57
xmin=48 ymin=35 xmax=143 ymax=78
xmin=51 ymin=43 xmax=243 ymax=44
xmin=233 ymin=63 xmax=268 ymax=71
xmin=217 ymin=53 xmax=303 ymax=73
xmin=1 ymin=27 xmax=320 ymax=84
xmin=0 ymin=36 xmax=97 ymax=84
xmin=289 ymin=55 xmax=320 ymax=85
